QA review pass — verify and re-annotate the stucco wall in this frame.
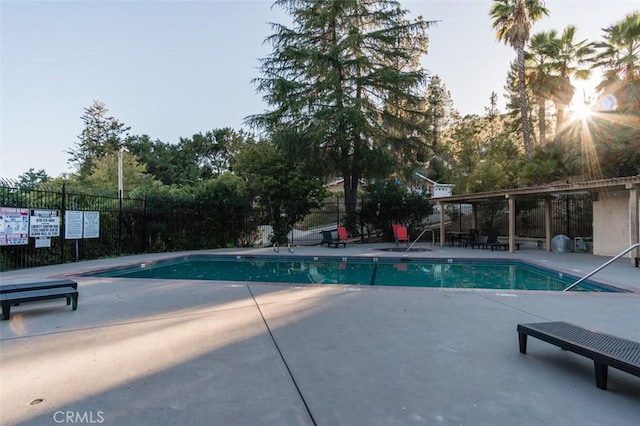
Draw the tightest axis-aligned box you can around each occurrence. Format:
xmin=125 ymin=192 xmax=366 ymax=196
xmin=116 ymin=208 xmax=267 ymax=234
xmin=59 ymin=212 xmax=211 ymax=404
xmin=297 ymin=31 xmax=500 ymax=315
xmin=593 ymin=191 xmax=630 ymax=257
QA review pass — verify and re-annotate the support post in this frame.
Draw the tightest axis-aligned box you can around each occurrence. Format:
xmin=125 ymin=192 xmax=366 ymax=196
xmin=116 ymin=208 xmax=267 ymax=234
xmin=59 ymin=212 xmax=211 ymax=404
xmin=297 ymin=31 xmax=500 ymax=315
xmin=508 ymin=196 xmax=516 ymax=253
xmin=438 ymin=201 xmax=445 ymax=247
xmin=629 ymin=184 xmax=639 ymax=264
xmin=544 ymin=198 xmax=552 ymax=251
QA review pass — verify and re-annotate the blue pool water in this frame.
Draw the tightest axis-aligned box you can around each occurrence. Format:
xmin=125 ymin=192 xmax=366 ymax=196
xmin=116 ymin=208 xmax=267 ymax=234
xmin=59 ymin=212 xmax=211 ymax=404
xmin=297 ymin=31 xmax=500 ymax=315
xmin=84 ymin=255 xmax=623 ymax=292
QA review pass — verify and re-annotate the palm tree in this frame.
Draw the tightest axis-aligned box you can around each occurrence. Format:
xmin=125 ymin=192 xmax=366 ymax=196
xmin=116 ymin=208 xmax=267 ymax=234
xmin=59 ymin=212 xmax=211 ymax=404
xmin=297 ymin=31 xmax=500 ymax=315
xmin=552 ymin=25 xmax=596 ymax=132
xmin=592 ymin=12 xmax=640 ymax=113
xmin=526 ymin=30 xmax=559 ymax=146
xmin=490 ymin=0 xmax=549 ymax=158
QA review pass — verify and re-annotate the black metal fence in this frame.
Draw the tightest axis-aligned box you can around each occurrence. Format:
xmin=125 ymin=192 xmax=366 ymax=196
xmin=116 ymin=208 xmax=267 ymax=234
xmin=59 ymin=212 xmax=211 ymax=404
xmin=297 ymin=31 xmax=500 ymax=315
xmin=1 ymin=185 xmax=593 ymax=271
xmin=0 ymin=185 xmax=258 ymax=271
xmin=446 ymin=195 xmax=593 ymax=239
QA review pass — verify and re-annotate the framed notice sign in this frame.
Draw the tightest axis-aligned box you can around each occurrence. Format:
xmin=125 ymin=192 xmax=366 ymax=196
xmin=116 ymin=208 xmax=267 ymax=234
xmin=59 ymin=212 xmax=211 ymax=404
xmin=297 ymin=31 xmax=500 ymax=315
xmin=83 ymin=211 xmax=100 ymax=238
xmin=29 ymin=209 xmax=60 ymax=237
xmin=64 ymin=211 xmax=100 ymax=239
xmin=0 ymin=207 xmax=29 ymax=245
xmin=65 ymin=210 xmax=84 ymax=239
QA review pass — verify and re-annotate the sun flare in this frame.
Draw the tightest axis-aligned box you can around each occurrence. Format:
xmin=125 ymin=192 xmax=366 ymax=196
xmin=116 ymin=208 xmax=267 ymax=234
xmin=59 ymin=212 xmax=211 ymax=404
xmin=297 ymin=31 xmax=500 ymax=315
xmin=570 ymin=100 xmax=593 ymax=120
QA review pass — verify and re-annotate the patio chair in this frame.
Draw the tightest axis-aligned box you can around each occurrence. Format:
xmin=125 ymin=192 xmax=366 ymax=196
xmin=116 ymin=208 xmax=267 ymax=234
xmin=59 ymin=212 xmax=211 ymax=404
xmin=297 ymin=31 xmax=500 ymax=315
xmin=320 ymin=230 xmax=334 ymax=247
xmin=392 ymin=224 xmax=409 ymax=247
xmin=337 ymin=226 xmax=348 ymax=247
xmin=482 ymin=230 xmax=521 ymax=251
xmin=321 ymin=227 xmax=347 ymax=248
xmin=465 ymin=229 xmax=482 ymax=249
xmin=482 ymin=230 xmax=507 ymax=250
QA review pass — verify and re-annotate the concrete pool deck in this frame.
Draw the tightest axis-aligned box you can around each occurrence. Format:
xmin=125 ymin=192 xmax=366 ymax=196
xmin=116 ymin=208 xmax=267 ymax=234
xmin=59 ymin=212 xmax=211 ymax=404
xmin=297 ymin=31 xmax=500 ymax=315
xmin=1 ymin=244 xmax=639 ymax=425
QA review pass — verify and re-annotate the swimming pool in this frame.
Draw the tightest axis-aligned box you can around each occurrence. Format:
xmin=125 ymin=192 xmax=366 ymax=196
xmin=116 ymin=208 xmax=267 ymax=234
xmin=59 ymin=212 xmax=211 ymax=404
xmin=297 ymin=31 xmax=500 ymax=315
xmin=83 ymin=255 xmax=623 ymax=292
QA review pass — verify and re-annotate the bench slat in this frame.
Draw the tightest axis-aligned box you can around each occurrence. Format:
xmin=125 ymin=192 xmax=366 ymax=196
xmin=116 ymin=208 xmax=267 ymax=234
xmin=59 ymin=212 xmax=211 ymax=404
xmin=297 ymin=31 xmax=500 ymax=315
xmin=0 ymin=279 xmax=77 ymax=293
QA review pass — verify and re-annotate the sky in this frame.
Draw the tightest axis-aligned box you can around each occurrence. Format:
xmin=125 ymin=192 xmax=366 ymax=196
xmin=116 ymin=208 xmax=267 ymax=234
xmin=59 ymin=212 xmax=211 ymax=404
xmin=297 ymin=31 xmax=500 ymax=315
xmin=1 ymin=0 xmax=638 ymax=180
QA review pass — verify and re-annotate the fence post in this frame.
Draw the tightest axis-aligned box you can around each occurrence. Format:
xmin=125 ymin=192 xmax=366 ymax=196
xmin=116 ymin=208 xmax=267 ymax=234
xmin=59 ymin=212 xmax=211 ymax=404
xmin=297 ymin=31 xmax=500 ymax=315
xmin=142 ymin=194 xmax=148 ymax=252
xmin=118 ymin=193 xmax=123 ymax=255
xmin=359 ymin=195 xmax=364 ymax=243
xmin=60 ymin=182 xmax=66 ymax=265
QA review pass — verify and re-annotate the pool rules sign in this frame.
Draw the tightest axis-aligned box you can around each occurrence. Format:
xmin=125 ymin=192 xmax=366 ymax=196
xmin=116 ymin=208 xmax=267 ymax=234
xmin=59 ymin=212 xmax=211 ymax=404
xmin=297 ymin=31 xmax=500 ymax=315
xmin=0 ymin=207 xmax=29 ymax=245
xmin=65 ymin=211 xmax=100 ymax=239
xmin=30 ymin=209 xmax=60 ymax=247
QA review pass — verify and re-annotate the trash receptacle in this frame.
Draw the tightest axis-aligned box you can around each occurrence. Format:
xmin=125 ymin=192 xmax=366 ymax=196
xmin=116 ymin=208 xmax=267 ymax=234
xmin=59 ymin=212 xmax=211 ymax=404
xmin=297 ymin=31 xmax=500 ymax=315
xmin=574 ymin=237 xmax=587 ymax=252
xmin=551 ymin=234 xmax=573 ymax=253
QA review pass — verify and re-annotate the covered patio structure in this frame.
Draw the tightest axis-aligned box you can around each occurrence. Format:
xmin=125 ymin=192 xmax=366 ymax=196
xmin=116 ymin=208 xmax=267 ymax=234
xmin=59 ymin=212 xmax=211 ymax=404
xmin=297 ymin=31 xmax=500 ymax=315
xmin=436 ymin=176 xmax=640 ymax=264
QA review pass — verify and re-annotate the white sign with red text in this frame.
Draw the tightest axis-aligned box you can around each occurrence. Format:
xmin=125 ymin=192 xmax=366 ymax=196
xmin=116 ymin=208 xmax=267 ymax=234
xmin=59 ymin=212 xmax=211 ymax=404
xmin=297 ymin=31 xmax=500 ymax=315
xmin=0 ymin=207 xmax=29 ymax=245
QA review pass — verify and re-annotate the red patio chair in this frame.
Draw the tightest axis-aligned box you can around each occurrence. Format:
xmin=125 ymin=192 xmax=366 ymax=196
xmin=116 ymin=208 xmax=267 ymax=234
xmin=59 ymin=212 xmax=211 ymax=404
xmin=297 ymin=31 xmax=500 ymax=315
xmin=393 ymin=224 xmax=409 ymax=247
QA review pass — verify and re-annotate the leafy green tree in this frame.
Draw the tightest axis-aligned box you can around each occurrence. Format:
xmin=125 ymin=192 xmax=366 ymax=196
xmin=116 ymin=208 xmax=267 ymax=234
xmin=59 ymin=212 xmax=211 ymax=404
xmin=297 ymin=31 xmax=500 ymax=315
xmin=125 ymin=128 xmax=254 ymax=186
xmin=67 ymin=100 xmax=131 ymax=178
xmin=490 ymin=0 xmax=549 ymax=158
xmin=519 ymin=143 xmax=578 ymax=185
xmin=82 ymin=151 xmax=162 ymax=196
xmin=247 ymin=0 xmax=435 ymax=230
xmin=16 ymin=169 xmax=50 ymax=189
xmin=179 ymin=128 xmax=254 ymax=179
xmin=233 ymin=140 xmax=327 ymax=244
xmin=446 ymin=114 xmax=523 ymax=193
xmin=593 ymin=11 xmax=640 ymax=113
xmin=124 ymin=135 xmax=179 ymax=185
xmin=559 ymin=114 xmax=640 ymax=178
xmin=360 ymin=179 xmax=433 ymax=241
xmin=188 ymin=174 xmax=255 ymax=248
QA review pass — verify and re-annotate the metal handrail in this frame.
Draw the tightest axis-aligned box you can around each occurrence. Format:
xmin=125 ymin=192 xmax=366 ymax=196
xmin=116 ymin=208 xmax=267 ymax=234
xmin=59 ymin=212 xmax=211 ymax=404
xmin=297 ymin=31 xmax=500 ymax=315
xmin=563 ymin=242 xmax=640 ymax=291
xmin=407 ymin=227 xmax=436 ymax=251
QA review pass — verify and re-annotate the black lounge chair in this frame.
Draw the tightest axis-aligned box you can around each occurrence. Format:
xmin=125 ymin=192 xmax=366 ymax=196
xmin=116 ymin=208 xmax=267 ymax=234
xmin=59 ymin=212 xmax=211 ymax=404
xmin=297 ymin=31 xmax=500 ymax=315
xmin=517 ymin=321 xmax=640 ymax=390
xmin=481 ymin=230 xmax=506 ymax=250
xmin=465 ymin=229 xmax=482 ymax=249
xmin=320 ymin=227 xmax=347 ymax=248
xmin=482 ymin=230 xmax=521 ymax=251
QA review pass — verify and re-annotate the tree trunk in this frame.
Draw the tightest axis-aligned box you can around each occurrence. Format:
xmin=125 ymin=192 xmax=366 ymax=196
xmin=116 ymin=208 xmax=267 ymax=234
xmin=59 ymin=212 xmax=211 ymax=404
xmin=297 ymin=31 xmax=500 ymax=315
xmin=343 ymin=173 xmax=359 ymax=233
xmin=538 ymin=99 xmax=546 ymax=147
xmin=555 ymin=104 xmax=566 ymax=137
xmin=517 ymin=46 xmax=533 ymax=158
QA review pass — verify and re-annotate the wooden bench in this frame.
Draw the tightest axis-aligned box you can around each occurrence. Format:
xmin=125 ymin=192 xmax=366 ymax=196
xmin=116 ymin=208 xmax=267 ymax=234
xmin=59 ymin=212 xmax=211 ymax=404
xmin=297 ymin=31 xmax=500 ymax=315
xmin=1 ymin=287 xmax=78 ymax=320
xmin=517 ymin=321 xmax=640 ymax=390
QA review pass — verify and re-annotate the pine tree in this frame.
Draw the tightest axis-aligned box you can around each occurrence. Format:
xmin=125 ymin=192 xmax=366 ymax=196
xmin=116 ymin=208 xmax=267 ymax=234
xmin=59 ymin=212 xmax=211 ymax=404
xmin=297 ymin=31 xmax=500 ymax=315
xmin=67 ymin=100 xmax=130 ymax=178
xmin=247 ymin=0 xmax=436 ymax=229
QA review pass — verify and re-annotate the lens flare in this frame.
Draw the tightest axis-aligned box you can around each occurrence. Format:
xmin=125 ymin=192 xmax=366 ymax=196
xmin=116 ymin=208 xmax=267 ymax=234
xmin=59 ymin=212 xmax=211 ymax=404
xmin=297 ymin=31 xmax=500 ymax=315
xmin=570 ymin=101 xmax=593 ymax=120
